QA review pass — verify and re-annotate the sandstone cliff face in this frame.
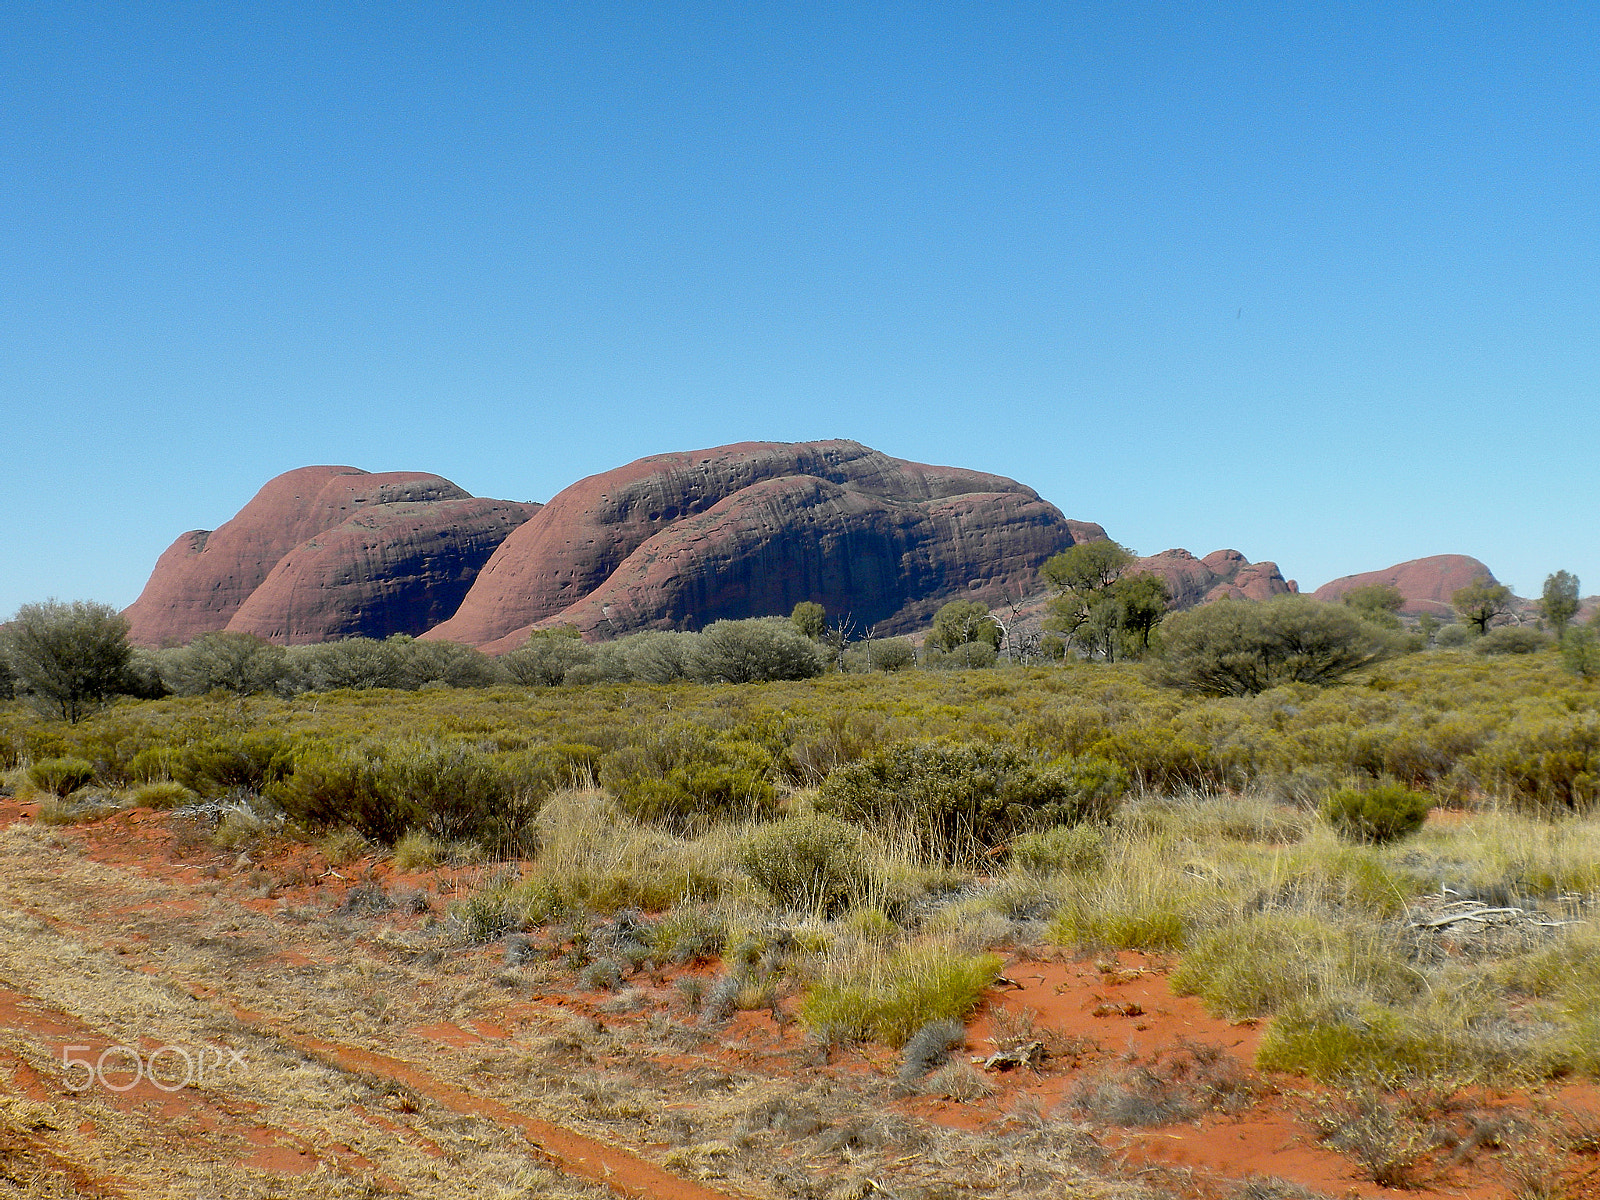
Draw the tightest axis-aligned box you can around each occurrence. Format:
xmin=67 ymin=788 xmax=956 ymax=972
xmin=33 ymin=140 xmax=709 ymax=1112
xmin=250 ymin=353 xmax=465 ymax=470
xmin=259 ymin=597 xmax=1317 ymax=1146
xmin=225 ymin=498 xmax=538 ymax=644
xmin=427 ymin=440 xmax=1102 ymax=650
xmin=1312 ymin=555 xmax=1498 ymax=616
xmin=1130 ymin=548 xmax=1296 ymax=607
xmin=124 ymin=467 xmax=534 ymax=646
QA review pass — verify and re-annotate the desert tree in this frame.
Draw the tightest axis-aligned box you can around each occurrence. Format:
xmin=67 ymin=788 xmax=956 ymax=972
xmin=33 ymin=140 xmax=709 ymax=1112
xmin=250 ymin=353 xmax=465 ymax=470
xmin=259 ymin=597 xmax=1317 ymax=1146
xmin=0 ymin=600 xmax=135 ymax=723
xmin=1155 ymin=595 xmax=1392 ymax=696
xmin=1340 ymin=583 xmax=1406 ymax=629
xmin=790 ymin=601 xmax=827 ymax=640
xmin=1541 ymin=571 xmax=1581 ymax=637
xmin=1451 ymin=578 xmax=1514 ymax=637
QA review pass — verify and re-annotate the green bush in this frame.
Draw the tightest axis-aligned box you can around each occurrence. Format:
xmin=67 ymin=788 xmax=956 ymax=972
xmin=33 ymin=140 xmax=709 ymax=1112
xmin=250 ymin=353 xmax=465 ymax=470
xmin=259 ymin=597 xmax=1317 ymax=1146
xmin=690 ymin=618 xmax=825 ymax=684
xmin=1319 ymin=782 xmax=1431 ymax=844
xmin=1010 ymin=824 xmax=1106 ymax=875
xmin=799 ymin=944 xmax=1003 ymax=1047
xmin=130 ymin=781 xmax=195 ymax=810
xmin=816 ymin=741 xmax=1126 ymax=863
xmin=268 ymin=741 xmax=410 ymax=843
xmin=1472 ymin=713 xmax=1600 ymax=812
xmin=1155 ymin=596 xmax=1393 ymax=696
xmin=27 ymin=756 xmax=96 ymax=797
xmin=599 ymin=725 xmax=776 ymax=829
xmin=738 ymin=814 xmax=871 ymax=913
xmin=1475 ymin=626 xmax=1550 ymax=656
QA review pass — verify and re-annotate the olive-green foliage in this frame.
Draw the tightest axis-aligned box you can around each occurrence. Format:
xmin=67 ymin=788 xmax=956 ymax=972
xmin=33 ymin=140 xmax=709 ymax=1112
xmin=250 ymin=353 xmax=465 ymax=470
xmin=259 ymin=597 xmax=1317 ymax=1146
xmin=738 ymin=814 xmax=871 ymax=913
xmin=1471 ymin=711 xmax=1600 ymax=811
xmin=799 ymin=943 xmax=1003 ymax=1047
xmin=1 ymin=600 xmax=135 ymax=723
xmin=1009 ymin=823 xmax=1107 ymax=875
xmin=841 ymin=637 xmax=915 ymax=673
xmin=791 ymin=601 xmax=827 ymax=640
xmin=1320 ymin=782 xmax=1432 ymax=845
xmin=130 ymin=730 xmax=296 ymax=797
xmin=1256 ymin=997 xmax=1467 ymax=1083
xmin=1434 ymin=623 xmax=1474 ymax=648
xmin=157 ymin=631 xmax=289 ymax=696
xmin=1542 ymin=571 xmax=1582 ymax=637
xmin=1453 ymin=578 xmax=1514 ymax=636
xmin=1564 ymin=627 xmax=1600 ymax=680
xmin=1475 ymin=626 xmax=1550 ymax=656
xmin=921 ymin=640 xmax=998 ymax=670
xmin=401 ymin=638 xmax=499 ymax=688
xmin=268 ymin=738 xmax=537 ymax=846
xmin=289 ymin=637 xmax=415 ymax=691
xmin=1171 ymin=913 xmax=1419 ymax=1019
xmin=927 ymin=600 xmax=1000 ymax=652
xmin=501 ymin=629 xmax=593 ymax=686
xmin=27 ymin=756 xmax=96 ymax=797
xmin=130 ymin=780 xmax=195 ymax=810
xmin=690 ymin=618 xmax=824 ymax=684
xmin=816 ymin=741 xmax=1126 ymax=863
xmin=600 ymin=724 xmax=778 ymax=829
xmin=1155 ymin=596 xmax=1394 ymax=696
xmin=1341 ymin=584 xmax=1405 ymax=628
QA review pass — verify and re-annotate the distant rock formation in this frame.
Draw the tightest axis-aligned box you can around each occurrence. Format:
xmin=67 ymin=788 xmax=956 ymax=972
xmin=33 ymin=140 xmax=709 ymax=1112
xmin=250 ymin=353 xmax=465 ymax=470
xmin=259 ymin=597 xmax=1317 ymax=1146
xmin=1312 ymin=555 xmax=1498 ymax=616
xmin=124 ymin=467 xmax=537 ymax=646
xmin=424 ymin=440 xmax=1104 ymax=651
xmin=1131 ymin=548 xmax=1297 ymax=607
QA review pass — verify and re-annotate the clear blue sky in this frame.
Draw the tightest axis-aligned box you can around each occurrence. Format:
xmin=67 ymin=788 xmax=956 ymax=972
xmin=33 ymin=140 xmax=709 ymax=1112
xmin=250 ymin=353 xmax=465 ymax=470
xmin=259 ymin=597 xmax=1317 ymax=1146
xmin=4 ymin=2 xmax=1596 ymax=617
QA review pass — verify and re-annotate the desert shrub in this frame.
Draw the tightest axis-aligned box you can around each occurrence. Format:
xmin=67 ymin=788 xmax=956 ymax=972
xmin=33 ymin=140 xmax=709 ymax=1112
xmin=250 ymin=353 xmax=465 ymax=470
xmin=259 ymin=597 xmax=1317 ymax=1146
xmin=1562 ymin=627 xmax=1600 ymax=679
xmin=799 ymin=942 xmax=1002 ymax=1047
xmin=398 ymin=638 xmax=500 ymax=688
xmin=269 ymin=741 xmax=409 ymax=843
xmin=289 ymin=637 xmax=415 ymax=692
xmin=501 ymin=630 xmax=594 ymax=686
xmin=690 ymin=618 xmax=824 ymax=684
xmin=614 ymin=630 xmax=698 ymax=684
xmin=158 ymin=631 xmax=289 ymax=696
xmin=1473 ymin=712 xmax=1600 ymax=812
xmin=1089 ymin=724 xmax=1219 ymax=791
xmin=922 ymin=640 xmax=998 ymax=670
xmin=842 ymin=638 xmax=916 ymax=674
xmin=381 ymin=740 xmax=534 ymax=843
xmin=1156 ymin=596 xmax=1393 ymax=696
xmin=1319 ymin=782 xmax=1431 ymax=845
xmin=738 ymin=813 xmax=871 ymax=913
xmin=1434 ymin=623 xmax=1474 ymax=648
xmin=168 ymin=731 xmax=297 ymax=797
xmin=816 ymin=741 xmax=1126 ymax=863
xmin=452 ymin=888 xmax=520 ymax=942
xmin=1171 ymin=912 xmax=1419 ymax=1019
xmin=1010 ymin=824 xmax=1106 ymax=875
xmin=27 ymin=756 xmax=96 ymax=797
xmin=1256 ymin=996 xmax=1463 ymax=1083
xmin=1475 ymin=626 xmax=1550 ymax=656
xmin=392 ymin=829 xmax=446 ymax=870
xmin=600 ymin=725 xmax=776 ymax=829
xmin=130 ymin=780 xmax=195 ymax=810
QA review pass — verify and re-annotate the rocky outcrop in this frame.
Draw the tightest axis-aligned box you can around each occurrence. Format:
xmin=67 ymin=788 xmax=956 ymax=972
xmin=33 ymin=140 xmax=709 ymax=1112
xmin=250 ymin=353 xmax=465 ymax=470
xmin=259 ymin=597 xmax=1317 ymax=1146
xmin=124 ymin=467 xmax=536 ymax=646
xmin=1130 ymin=548 xmax=1296 ymax=607
xmin=1312 ymin=555 xmax=1498 ymax=616
xmin=426 ymin=440 xmax=1103 ymax=650
xmin=225 ymin=498 xmax=538 ymax=643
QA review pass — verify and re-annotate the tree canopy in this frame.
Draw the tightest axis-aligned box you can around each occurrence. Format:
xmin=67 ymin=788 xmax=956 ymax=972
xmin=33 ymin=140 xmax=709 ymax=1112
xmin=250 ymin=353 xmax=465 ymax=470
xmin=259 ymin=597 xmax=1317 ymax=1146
xmin=0 ymin=600 xmax=135 ymax=722
xmin=1452 ymin=578 xmax=1514 ymax=636
xmin=1542 ymin=571 xmax=1581 ymax=637
xmin=1154 ymin=595 xmax=1393 ymax=696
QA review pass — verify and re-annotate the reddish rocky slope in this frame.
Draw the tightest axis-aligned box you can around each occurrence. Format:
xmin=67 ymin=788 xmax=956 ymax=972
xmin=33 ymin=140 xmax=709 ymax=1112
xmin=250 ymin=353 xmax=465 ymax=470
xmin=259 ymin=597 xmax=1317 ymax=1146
xmin=124 ymin=468 xmax=537 ymax=646
xmin=427 ymin=440 xmax=1104 ymax=647
xmin=1313 ymin=554 xmax=1498 ymax=616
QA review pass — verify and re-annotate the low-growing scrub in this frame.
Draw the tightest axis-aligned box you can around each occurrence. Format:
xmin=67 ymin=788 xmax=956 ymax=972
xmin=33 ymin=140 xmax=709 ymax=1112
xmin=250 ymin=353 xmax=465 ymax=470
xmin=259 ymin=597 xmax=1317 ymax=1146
xmin=798 ymin=940 xmax=1003 ymax=1047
